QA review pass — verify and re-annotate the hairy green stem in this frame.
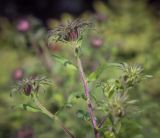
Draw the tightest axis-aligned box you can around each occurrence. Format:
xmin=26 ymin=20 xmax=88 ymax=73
xmin=77 ymin=57 xmax=100 ymax=138
xmin=33 ymin=94 xmax=76 ymax=138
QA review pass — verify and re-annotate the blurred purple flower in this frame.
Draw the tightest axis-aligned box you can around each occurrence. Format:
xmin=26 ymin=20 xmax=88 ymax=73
xmin=90 ymin=36 xmax=103 ymax=48
xmin=12 ymin=68 xmax=24 ymax=81
xmin=95 ymin=13 xmax=107 ymax=23
xmin=16 ymin=19 xmax=30 ymax=32
xmin=17 ymin=128 xmax=34 ymax=138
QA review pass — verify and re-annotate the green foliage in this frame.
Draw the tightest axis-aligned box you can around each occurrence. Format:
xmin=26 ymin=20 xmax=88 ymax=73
xmin=13 ymin=104 xmax=41 ymax=113
xmin=52 ymin=55 xmax=77 ymax=71
xmin=0 ymin=1 xmax=159 ymax=138
xmin=87 ymin=64 xmax=108 ymax=83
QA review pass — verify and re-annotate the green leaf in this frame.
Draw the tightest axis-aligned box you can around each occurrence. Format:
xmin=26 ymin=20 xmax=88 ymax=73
xmin=144 ymin=75 xmax=153 ymax=78
xmin=13 ymin=104 xmax=41 ymax=113
xmin=83 ymin=112 xmax=90 ymax=121
xmin=65 ymin=103 xmax=73 ymax=108
xmin=127 ymin=100 xmax=138 ymax=104
xmin=67 ymin=92 xmax=86 ymax=103
xmin=87 ymin=64 xmax=108 ymax=82
xmin=115 ymin=121 xmax=121 ymax=134
xmin=87 ymin=62 xmax=125 ymax=83
xmin=76 ymin=110 xmax=85 ymax=119
xmin=76 ymin=110 xmax=89 ymax=121
xmin=104 ymin=131 xmax=116 ymax=138
xmin=52 ymin=55 xmax=77 ymax=70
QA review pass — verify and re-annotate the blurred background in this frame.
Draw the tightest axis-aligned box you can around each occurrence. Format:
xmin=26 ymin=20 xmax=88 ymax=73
xmin=0 ymin=0 xmax=160 ymax=138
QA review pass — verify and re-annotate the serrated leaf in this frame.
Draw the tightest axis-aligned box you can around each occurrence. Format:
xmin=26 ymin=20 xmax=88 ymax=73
xmin=13 ymin=104 xmax=41 ymax=113
xmin=52 ymin=55 xmax=77 ymax=70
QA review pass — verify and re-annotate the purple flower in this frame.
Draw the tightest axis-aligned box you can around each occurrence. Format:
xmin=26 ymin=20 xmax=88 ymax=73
xmin=12 ymin=68 xmax=24 ymax=80
xmin=95 ymin=13 xmax=107 ymax=23
xmin=24 ymin=84 xmax=32 ymax=96
xmin=17 ymin=128 xmax=34 ymax=138
xmin=90 ymin=36 xmax=103 ymax=48
xmin=16 ymin=19 xmax=30 ymax=32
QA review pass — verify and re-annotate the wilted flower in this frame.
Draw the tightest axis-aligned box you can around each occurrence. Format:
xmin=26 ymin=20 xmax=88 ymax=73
xmin=16 ymin=19 xmax=30 ymax=32
xmin=48 ymin=19 xmax=94 ymax=43
xmin=12 ymin=76 xmax=51 ymax=96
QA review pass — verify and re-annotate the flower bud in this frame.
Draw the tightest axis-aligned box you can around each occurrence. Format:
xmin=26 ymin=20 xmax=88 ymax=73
xmin=24 ymin=84 xmax=32 ymax=96
xmin=68 ymin=29 xmax=79 ymax=41
xmin=116 ymin=108 xmax=125 ymax=118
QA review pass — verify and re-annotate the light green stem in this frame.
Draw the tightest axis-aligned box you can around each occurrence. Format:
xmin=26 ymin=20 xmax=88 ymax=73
xmin=33 ymin=94 xmax=76 ymax=138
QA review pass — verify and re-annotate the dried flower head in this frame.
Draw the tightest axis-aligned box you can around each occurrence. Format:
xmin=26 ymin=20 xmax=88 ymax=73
xmin=48 ymin=19 xmax=94 ymax=43
xmin=11 ymin=76 xmax=51 ymax=96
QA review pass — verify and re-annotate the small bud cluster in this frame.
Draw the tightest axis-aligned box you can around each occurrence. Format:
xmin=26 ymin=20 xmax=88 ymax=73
xmin=118 ymin=63 xmax=144 ymax=88
xmin=97 ymin=63 xmax=149 ymax=136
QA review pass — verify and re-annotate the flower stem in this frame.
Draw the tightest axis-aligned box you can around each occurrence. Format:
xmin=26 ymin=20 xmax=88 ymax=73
xmin=33 ymin=94 xmax=76 ymax=138
xmin=98 ymin=114 xmax=108 ymax=128
xmin=77 ymin=57 xmax=100 ymax=138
